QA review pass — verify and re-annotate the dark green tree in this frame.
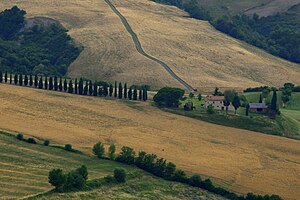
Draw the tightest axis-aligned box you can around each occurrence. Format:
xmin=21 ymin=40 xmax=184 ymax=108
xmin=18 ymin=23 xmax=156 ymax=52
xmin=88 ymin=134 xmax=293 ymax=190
xmin=133 ymin=88 xmax=138 ymax=100
xmin=24 ymin=75 xmax=28 ymax=86
xmin=93 ymin=142 xmax=105 ymax=158
xmin=9 ymin=73 xmax=12 ymax=84
xmin=0 ymin=71 xmax=2 ymax=83
xmin=93 ymin=83 xmax=98 ymax=96
xmin=153 ymin=87 xmax=184 ymax=107
xmin=14 ymin=74 xmax=18 ymax=85
xmin=118 ymin=82 xmax=123 ymax=99
xmin=270 ymin=90 xmax=278 ymax=111
xmin=232 ymin=95 xmax=241 ymax=114
xmin=54 ymin=76 xmax=58 ymax=91
xmin=246 ymin=104 xmax=250 ymax=116
xmin=29 ymin=74 xmax=33 ymax=86
xmin=68 ymin=80 xmax=73 ymax=93
xmin=128 ymin=88 xmax=133 ymax=100
xmin=49 ymin=77 xmax=53 ymax=90
xmin=114 ymin=81 xmax=117 ymax=98
xmin=59 ymin=78 xmax=63 ymax=91
xmin=38 ymin=76 xmax=43 ymax=89
xmin=143 ymin=88 xmax=147 ymax=101
xmin=99 ymin=87 xmax=103 ymax=96
xmin=63 ymin=79 xmax=67 ymax=92
xmin=109 ymin=84 xmax=113 ymax=97
xmin=123 ymin=83 xmax=127 ymax=99
xmin=18 ymin=74 xmax=23 ymax=86
xmin=103 ymin=85 xmax=108 ymax=97
xmin=74 ymin=78 xmax=78 ymax=94
xmin=78 ymin=78 xmax=83 ymax=95
xmin=259 ymin=94 xmax=263 ymax=103
xmin=114 ymin=168 xmax=126 ymax=183
xmin=34 ymin=75 xmax=38 ymax=88
xmin=4 ymin=71 xmax=8 ymax=83
xmin=89 ymin=80 xmax=93 ymax=96
xmin=139 ymin=89 xmax=142 ymax=100
xmin=44 ymin=76 xmax=48 ymax=90
xmin=108 ymin=144 xmax=116 ymax=160
xmin=84 ymin=81 xmax=88 ymax=95
xmin=48 ymin=169 xmax=66 ymax=191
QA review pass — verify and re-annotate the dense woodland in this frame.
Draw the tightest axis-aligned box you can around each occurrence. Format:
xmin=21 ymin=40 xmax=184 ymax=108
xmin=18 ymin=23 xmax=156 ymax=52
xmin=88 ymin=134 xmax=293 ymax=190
xmin=152 ymin=0 xmax=300 ymax=63
xmin=0 ymin=6 xmax=81 ymax=76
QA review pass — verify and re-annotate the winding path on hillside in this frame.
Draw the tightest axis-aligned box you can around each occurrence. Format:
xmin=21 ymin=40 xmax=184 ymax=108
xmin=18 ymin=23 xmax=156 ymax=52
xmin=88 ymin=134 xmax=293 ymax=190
xmin=104 ymin=0 xmax=195 ymax=91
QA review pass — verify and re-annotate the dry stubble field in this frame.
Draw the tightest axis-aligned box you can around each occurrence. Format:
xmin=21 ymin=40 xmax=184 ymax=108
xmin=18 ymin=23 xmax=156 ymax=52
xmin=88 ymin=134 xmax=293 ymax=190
xmin=0 ymin=84 xmax=300 ymax=199
xmin=1 ymin=0 xmax=300 ymax=91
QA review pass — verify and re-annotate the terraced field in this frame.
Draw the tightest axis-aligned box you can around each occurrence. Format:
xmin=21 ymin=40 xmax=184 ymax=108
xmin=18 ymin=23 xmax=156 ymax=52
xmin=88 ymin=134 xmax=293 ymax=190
xmin=1 ymin=84 xmax=300 ymax=199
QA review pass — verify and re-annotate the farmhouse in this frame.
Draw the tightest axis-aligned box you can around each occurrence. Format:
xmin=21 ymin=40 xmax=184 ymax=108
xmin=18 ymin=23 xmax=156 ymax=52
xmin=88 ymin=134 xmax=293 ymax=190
xmin=249 ymin=103 xmax=268 ymax=113
xmin=204 ymin=95 xmax=235 ymax=111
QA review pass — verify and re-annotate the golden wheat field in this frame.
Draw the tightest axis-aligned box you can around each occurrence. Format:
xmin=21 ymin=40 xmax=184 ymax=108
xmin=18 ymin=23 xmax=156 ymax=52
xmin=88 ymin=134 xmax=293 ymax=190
xmin=1 ymin=0 xmax=300 ymax=91
xmin=0 ymin=84 xmax=300 ymax=199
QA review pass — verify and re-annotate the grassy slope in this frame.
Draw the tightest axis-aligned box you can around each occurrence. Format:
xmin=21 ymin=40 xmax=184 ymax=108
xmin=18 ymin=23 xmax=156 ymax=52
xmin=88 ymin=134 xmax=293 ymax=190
xmin=1 ymin=84 xmax=300 ymax=199
xmin=1 ymin=0 xmax=300 ymax=91
xmin=0 ymin=132 xmax=224 ymax=200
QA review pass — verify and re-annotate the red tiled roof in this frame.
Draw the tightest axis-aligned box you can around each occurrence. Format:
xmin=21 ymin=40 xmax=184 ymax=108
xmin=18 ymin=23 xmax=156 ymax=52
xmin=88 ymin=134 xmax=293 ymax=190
xmin=205 ymin=96 xmax=225 ymax=101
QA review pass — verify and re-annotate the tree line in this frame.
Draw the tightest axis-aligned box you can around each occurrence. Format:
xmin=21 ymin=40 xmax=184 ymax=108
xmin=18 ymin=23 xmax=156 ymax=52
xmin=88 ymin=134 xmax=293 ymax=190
xmin=92 ymin=142 xmax=283 ymax=200
xmin=0 ymin=71 xmax=148 ymax=101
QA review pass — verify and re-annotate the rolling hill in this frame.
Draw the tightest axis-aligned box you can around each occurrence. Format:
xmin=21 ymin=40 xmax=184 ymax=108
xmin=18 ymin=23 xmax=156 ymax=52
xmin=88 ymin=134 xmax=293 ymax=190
xmin=0 ymin=83 xmax=300 ymax=199
xmin=1 ymin=0 xmax=300 ymax=91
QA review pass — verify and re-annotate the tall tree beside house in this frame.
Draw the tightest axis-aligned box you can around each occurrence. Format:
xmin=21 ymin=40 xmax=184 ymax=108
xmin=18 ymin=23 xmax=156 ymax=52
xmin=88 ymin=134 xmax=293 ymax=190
xmin=118 ymin=83 xmax=123 ymax=99
xmin=124 ymin=83 xmax=127 ymax=99
xmin=93 ymin=83 xmax=98 ymax=96
xmin=232 ymin=95 xmax=241 ymax=114
xmin=29 ymin=74 xmax=33 ymax=86
xmin=270 ymin=90 xmax=278 ymax=112
xmin=246 ymin=104 xmax=250 ymax=116
xmin=49 ymin=77 xmax=53 ymax=90
xmin=84 ymin=81 xmax=88 ymax=95
xmin=68 ymin=80 xmax=73 ymax=93
xmin=114 ymin=81 xmax=117 ymax=98
xmin=259 ymin=94 xmax=263 ymax=103
xmin=223 ymin=100 xmax=230 ymax=114
xmin=34 ymin=75 xmax=38 ymax=88
xmin=103 ymin=85 xmax=108 ymax=97
xmin=14 ymin=74 xmax=18 ymax=85
xmin=24 ymin=75 xmax=28 ymax=86
xmin=5 ymin=72 xmax=8 ymax=83
xmin=109 ymin=84 xmax=113 ymax=97
xmin=59 ymin=78 xmax=63 ymax=91
xmin=38 ymin=76 xmax=43 ymax=89
xmin=0 ymin=71 xmax=2 ymax=83
xmin=139 ymin=89 xmax=142 ymax=100
xmin=78 ymin=78 xmax=83 ymax=95
xmin=44 ymin=76 xmax=48 ymax=90
xmin=89 ymin=80 xmax=93 ymax=96
xmin=63 ymin=78 xmax=67 ymax=92
xmin=18 ymin=74 xmax=23 ymax=86
xmin=133 ymin=88 xmax=138 ymax=100
xmin=54 ymin=76 xmax=58 ymax=91
xmin=74 ymin=78 xmax=78 ymax=94
xmin=128 ymin=88 xmax=133 ymax=100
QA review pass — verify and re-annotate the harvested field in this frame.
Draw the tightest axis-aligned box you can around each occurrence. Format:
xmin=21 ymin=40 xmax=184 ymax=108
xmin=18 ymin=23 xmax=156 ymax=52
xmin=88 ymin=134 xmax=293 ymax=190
xmin=0 ymin=84 xmax=300 ymax=199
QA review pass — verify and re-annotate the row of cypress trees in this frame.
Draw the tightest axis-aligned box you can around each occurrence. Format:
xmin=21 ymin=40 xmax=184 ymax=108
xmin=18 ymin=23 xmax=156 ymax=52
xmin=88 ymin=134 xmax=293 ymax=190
xmin=0 ymin=71 xmax=148 ymax=101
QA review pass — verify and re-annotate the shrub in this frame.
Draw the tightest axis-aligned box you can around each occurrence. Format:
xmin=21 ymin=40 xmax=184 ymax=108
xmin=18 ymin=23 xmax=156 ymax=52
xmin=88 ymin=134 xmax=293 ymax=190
xmin=115 ymin=146 xmax=135 ymax=164
xmin=27 ymin=138 xmax=37 ymax=144
xmin=49 ymin=169 xmax=66 ymax=191
xmin=206 ymin=104 xmax=214 ymax=114
xmin=104 ymin=175 xmax=115 ymax=183
xmin=108 ymin=143 xmax=116 ymax=160
xmin=114 ymin=168 xmax=126 ymax=183
xmin=44 ymin=140 xmax=50 ymax=146
xmin=189 ymin=174 xmax=202 ymax=187
xmin=93 ymin=142 xmax=105 ymax=158
xmin=16 ymin=133 xmax=23 ymax=140
xmin=65 ymin=144 xmax=73 ymax=151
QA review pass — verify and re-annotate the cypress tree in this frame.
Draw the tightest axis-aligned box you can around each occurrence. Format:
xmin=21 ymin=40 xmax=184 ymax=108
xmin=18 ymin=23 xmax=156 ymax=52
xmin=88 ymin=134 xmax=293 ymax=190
xmin=128 ymin=88 xmax=133 ymax=100
xmin=38 ymin=76 xmax=43 ymax=89
xmin=89 ymin=80 xmax=93 ymax=96
xmin=109 ymin=84 xmax=113 ymax=97
xmin=99 ymin=87 xmax=103 ymax=96
xmin=139 ymin=89 xmax=142 ymax=100
xmin=93 ymin=83 xmax=98 ymax=96
xmin=14 ymin=74 xmax=18 ymax=85
xmin=63 ymin=79 xmax=67 ymax=92
xmin=118 ymin=82 xmax=123 ymax=99
xmin=259 ymin=94 xmax=263 ymax=103
xmin=79 ymin=78 xmax=83 ymax=95
xmin=74 ymin=78 xmax=78 ymax=94
xmin=34 ymin=75 xmax=38 ymax=88
xmin=68 ymin=80 xmax=73 ymax=93
xmin=18 ymin=74 xmax=23 ymax=86
xmin=270 ymin=90 xmax=277 ymax=111
xmin=9 ymin=73 xmax=12 ymax=84
xmin=59 ymin=78 xmax=63 ymax=91
xmin=54 ymin=76 xmax=58 ymax=91
xmin=5 ymin=71 xmax=8 ymax=83
xmin=84 ymin=81 xmax=88 ymax=95
xmin=143 ymin=88 xmax=147 ymax=101
xmin=133 ymin=88 xmax=138 ymax=100
xmin=103 ymin=85 xmax=108 ymax=96
xmin=24 ymin=75 xmax=28 ymax=86
xmin=0 ymin=70 xmax=2 ymax=83
xmin=114 ymin=81 xmax=117 ymax=98
xmin=124 ymin=83 xmax=127 ymax=99
xmin=29 ymin=75 xmax=33 ymax=87
xmin=44 ymin=76 xmax=48 ymax=90
xmin=49 ymin=77 xmax=53 ymax=90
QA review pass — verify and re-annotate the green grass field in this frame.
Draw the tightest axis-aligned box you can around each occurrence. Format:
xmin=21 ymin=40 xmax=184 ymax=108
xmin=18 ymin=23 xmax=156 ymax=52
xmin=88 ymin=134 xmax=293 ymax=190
xmin=0 ymin=131 xmax=224 ymax=200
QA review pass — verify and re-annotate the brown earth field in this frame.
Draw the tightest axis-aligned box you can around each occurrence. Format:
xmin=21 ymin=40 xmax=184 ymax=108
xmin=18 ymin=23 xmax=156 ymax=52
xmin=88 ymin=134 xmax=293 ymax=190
xmin=0 ymin=84 xmax=300 ymax=199
xmin=1 ymin=0 xmax=300 ymax=92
